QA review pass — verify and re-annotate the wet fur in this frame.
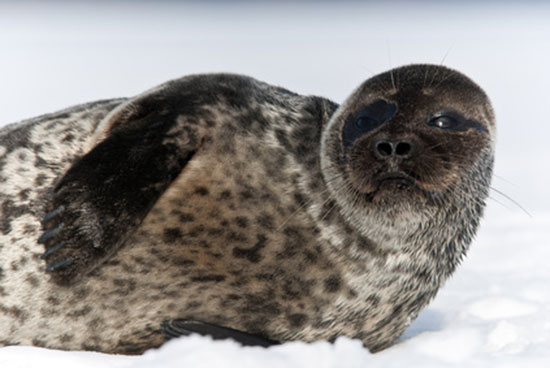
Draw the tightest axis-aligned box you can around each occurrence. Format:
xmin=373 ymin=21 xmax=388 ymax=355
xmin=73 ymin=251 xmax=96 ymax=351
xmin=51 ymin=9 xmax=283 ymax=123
xmin=0 ymin=65 xmax=494 ymax=353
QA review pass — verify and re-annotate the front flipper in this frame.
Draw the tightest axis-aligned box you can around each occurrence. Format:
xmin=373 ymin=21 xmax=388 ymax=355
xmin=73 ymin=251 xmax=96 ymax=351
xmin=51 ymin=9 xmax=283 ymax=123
xmin=161 ymin=319 xmax=280 ymax=347
xmin=40 ymin=98 xmax=202 ymax=285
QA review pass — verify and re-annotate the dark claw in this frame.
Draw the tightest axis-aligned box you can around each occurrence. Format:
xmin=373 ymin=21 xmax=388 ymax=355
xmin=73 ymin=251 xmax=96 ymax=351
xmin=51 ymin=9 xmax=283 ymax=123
xmin=41 ymin=242 xmax=65 ymax=259
xmin=38 ymin=224 xmax=62 ymax=244
xmin=46 ymin=258 xmax=74 ymax=273
xmin=41 ymin=206 xmax=65 ymax=225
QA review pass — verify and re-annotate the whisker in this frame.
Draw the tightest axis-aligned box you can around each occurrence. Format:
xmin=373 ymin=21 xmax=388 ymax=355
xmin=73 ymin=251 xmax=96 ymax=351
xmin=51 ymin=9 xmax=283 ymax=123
xmin=276 ymin=185 xmax=332 ymax=231
xmin=387 ymin=39 xmax=396 ymax=90
xmin=439 ymin=42 xmax=455 ymax=66
xmin=489 ymin=186 xmax=532 ymax=217
xmin=492 ymin=173 xmax=520 ymax=187
xmin=427 ymin=66 xmax=442 ymax=89
xmin=423 ymin=64 xmax=431 ymax=88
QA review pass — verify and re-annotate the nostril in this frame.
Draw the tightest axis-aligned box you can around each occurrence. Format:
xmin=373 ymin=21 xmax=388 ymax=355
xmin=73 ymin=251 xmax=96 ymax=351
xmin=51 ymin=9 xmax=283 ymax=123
xmin=375 ymin=141 xmax=393 ymax=157
xmin=395 ymin=141 xmax=412 ymax=156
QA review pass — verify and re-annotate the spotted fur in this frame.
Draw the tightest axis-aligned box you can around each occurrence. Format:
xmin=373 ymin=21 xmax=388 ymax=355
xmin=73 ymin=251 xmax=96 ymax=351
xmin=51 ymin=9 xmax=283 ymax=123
xmin=0 ymin=65 xmax=494 ymax=354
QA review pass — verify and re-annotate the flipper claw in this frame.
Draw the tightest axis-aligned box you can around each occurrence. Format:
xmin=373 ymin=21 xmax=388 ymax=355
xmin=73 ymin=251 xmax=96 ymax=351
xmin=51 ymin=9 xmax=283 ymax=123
xmin=41 ymin=205 xmax=65 ymax=225
xmin=46 ymin=258 xmax=74 ymax=273
xmin=38 ymin=224 xmax=62 ymax=244
xmin=41 ymin=242 xmax=65 ymax=259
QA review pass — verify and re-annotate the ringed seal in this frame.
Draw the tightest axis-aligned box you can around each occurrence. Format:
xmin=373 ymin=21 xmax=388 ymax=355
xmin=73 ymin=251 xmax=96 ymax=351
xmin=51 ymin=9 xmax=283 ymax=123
xmin=0 ymin=64 xmax=495 ymax=353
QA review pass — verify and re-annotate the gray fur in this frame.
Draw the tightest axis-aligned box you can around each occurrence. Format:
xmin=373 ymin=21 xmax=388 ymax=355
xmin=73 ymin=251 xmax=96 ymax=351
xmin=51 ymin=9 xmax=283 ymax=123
xmin=0 ymin=65 xmax=494 ymax=354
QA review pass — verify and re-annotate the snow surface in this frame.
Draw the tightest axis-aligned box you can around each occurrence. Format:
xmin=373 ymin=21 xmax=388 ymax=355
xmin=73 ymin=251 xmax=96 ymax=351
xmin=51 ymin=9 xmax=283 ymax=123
xmin=1 ymin=1 xmax=549 ymax=367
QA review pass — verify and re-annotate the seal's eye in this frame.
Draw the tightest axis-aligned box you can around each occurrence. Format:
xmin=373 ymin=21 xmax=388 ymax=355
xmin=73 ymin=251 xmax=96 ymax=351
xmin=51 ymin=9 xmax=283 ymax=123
xmin=343 ymin=99 xmax=397 ymax=146
xmin=426 ymin=111 xmax=485 ymax=132
xmin=430 ymin=116 xmax=459 ymax=130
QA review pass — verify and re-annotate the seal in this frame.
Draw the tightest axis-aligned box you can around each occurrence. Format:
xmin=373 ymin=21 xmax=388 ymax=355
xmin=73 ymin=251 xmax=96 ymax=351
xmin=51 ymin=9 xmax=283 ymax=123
xmin=0 ymin=64 xmax=495 ymax=354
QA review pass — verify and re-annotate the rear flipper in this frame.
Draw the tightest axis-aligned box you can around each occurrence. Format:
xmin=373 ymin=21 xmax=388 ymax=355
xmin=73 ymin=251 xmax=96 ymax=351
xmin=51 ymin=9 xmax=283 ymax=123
xmin=161 ymin=319 xmax=280 ymax=347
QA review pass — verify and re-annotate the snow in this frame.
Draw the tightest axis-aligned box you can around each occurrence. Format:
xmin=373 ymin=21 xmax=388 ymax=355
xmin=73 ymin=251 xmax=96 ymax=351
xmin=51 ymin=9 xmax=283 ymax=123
xmin=1 ymin=1 xmax=549 ymax=367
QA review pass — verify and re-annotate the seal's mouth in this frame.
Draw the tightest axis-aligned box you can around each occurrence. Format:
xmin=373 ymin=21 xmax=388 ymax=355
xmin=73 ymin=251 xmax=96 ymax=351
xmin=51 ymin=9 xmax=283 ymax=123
xmin=376 ymin=175 xmax=415 ymax=190
xmin=362 ymin=172 xmax=426 ymax=202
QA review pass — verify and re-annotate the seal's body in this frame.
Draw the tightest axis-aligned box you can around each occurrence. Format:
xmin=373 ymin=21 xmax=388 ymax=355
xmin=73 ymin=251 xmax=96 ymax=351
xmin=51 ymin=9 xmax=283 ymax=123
xmin=0 ymin=65 xmax=495 ymax=354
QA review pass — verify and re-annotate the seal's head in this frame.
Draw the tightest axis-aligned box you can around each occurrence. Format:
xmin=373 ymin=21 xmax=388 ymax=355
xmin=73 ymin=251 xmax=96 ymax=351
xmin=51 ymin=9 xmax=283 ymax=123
xmin=321 ymin=64 xmax=495 ymax=248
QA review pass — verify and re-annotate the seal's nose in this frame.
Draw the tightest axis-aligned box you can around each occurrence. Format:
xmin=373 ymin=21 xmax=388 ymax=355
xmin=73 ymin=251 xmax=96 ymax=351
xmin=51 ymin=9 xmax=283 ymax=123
xmin=373 ymin=140 xmax=414 ymax=159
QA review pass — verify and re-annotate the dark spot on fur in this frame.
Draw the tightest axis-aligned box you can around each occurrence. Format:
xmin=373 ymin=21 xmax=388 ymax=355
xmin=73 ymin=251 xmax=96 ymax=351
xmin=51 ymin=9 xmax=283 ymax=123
xmin=302 ymin=249 xmax=319 ymax=264
xmin=0 ymin=304 xmax=29 ymax=322
xmin=68 ymin=306 xmax=92 ymax=318
xmin=219 ymin=190 xmax=232 ymax=200
xmin=206 ymin=227 xmax=224 ymax=237
xmin=276 ymin=242 xmax=298 ymax=260
xmin=227 ymin=231 xmax=247 ymax=242
xmin=39 ymin=306 xmax=55 ymax=318
xmin=25 ymin=273 xmax=40 ymax=287
xmin=34 ymin=156 xmax=49 ymax=168
xmin=190 ymin=274 xmax=226 ymax=282
xmin=47 ymin=296 xmax=60 ymax=305
xmin=366 ymin=294 xmax=380 ymax=307
xmin=255 ymin=272 xmax=273 ymax=281
xmin=275 ymin=129 xmax=292 ymax=151
xmin=171 ymin=257 xmax=195 ymax=266
xmin=288 ymin=313 xmax=308 ymax=328
xmin=73 ymin=287 xmax=91 ymax=300
xmin=112 ymin=278 xmax=137 ymax=295
xmin=324 ymin=275 xmax=341 ymax=293
xmin=194 ymin=186 xmax=209 ymax=196
xmin=82 ymin=343 xmax=102 ymax=351
xmin=241 ymin=293 xmax=282 ymax=317
xmin=32 ymin=338 xmax=47 ymax=347
xmin=239 ymin=185 xmax=257 ymax=201
xmin=356 ymin=237 xmax=379 ymax=253
xmin=171 ymin=210 xmax=195 ymax=223
xmin=264 ymin=302 xmax=282 ymax=317
xmin=208 ymin=251 xmax=224 ymax=259
xmin=18 ymin=189 xmax=31 ymax=200
xmin=293 ymin=192 xmax=306 ymax=206
xmin=278 ymin=226 xmax=307 ymax=258
xmin=1 ymin=200 xmax=31 ymax=235
xmin=308 ymin=180 xmax=321 ymax=191
xmin=34 ymin=174 xmax=47 ymax=187
xmin=62 ymin=133 xmax=75 ymax=142
xmin=58 ymin=334 xmax=74 ymax=343
xmin=256 ymin=213 xmax=275 ymax=230
xmin=232 ymin=234 xmax=267 ymax=263
xmin=320 ymin=199 xmax=336 ymax=222
xmin=186 ymin=301 xmax=202 ymax=309
xmin=23 ymin=223 xmax=35 ymax=235
xmin=163 ymin=227 xmax=183 ymax=243
xmin=235 ymin=216 xmax=249 ymax=228
xmin=188 ymin=225 xmax=205 ymax=238
xmin=282 ymin=277 xmax=313 ymax=299
xmin=199 ymin=240 xmax=211 ymax=248
xmin=87 ymin=317 xmax=104 ymax=331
